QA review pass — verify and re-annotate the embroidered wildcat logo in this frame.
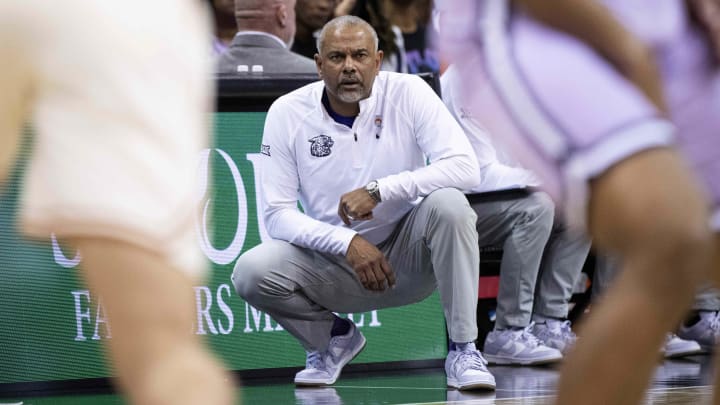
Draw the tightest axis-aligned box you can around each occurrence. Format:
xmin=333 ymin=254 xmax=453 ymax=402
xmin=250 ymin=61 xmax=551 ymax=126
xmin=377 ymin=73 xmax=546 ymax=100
xmin=309 ymin=135 xmax=335 ymax=157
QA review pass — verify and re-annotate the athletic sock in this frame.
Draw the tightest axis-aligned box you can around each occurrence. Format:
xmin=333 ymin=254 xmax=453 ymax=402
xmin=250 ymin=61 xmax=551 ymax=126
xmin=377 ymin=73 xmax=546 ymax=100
xmin=330 ymin=316 xmax=351 ymax=337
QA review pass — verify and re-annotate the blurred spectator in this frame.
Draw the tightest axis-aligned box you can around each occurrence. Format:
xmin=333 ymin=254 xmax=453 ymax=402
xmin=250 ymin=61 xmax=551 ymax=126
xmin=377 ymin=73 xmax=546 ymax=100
xmin=292 ymin=0 xmax=339 ymax=59
xmin=387 ymin=0 xmax=439 ymax=74
xmin=341 ymin=0 xmax=407 ymax=72
xmin=217 ymin=0 xmax=317 ymax=74
xmin=208 ymin=0 xmax=238 ymax=55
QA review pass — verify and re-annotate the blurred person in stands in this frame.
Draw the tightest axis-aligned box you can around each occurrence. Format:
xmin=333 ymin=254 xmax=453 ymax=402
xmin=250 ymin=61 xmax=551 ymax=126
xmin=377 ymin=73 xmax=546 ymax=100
xmin=292 ymin=0 xmax=340 ymax=59
xmin=388 ymin=0 xmax=440 ymax=74
xmin=232 ymin=15 xmax=497 ymax=391
xmin=442 ymin=66 xmax=591 ymax=364
xmin=209 ymin=0 xmax=238 ymax=55
xmin=335 ymin=0 xmax=408 ymax=72
xmin=216 ymin=0 xmax=317 ymax=74
xmin=437 ymin=0 xmax=719 ymax=404
xmin=0 ymin=1 xmax=234 ymax=404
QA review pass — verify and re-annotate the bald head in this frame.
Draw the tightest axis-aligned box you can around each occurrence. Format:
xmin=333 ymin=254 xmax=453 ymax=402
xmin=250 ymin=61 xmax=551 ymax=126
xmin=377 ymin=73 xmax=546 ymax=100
xmin=316 ymin=15 xmax=379 ymax=54
xmin=234 ymin=0 xmax=297 ymax=46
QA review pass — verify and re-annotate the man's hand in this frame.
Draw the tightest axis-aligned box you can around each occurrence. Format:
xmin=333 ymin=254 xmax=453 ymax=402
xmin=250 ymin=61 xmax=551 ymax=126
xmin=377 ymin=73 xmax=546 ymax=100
xmin=345 ymin=235 xmax=396 ymax=291
xmin=338 ymin=187 xmax=378 ymax=225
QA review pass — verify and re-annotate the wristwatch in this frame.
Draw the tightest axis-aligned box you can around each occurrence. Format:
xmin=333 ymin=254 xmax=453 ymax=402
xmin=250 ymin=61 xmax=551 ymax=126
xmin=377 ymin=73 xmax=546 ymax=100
xmin=365 ymin=180 xmax=381 ymax=203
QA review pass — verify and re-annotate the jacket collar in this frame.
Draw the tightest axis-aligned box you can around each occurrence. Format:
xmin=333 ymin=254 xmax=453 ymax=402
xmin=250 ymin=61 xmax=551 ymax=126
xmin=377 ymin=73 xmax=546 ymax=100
xmin=230 ymin=31 xmax=287 ymax=49
xmin=311 ymin=72 xmax=385 ymax=124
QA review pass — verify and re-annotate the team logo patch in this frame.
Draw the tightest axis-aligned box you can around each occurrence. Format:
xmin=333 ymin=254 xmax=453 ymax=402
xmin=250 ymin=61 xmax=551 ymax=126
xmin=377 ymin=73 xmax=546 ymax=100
xmin=309 ymin=135 xmax=334 ymax=157
xmin=260 ymin=144 xmax=271 ymax=156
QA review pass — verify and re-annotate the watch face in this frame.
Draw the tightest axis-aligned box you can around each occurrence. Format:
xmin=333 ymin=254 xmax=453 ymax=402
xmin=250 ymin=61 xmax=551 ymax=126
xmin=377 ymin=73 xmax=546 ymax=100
xmin=366 ymin=181 xmax=380 ymax=202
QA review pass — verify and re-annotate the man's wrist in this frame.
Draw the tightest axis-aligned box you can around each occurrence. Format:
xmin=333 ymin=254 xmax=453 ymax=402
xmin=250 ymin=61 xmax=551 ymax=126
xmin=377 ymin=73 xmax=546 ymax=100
xmin=365 ymin=180 xmax=381 ymax=203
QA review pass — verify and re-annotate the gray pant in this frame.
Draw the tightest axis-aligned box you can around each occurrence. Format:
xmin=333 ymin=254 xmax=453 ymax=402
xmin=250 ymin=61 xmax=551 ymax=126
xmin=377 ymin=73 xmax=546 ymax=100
xmin=533 ymin=224 xmax=592 ymax=319
xmin=470 ymin=190 xmax=590 ymax=329
xmin=231 ymin=188 xmax=480 ymax=351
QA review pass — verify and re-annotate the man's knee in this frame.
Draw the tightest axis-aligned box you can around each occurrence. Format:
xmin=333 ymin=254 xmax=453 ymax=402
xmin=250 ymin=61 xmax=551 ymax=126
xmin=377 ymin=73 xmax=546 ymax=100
xmin=521 ymin=191 xmax=555 ymax=230
xmin=423 ymin=188 xmax=477 ymax=225
xmin=231 ymin=240 xmax=290 ymax=302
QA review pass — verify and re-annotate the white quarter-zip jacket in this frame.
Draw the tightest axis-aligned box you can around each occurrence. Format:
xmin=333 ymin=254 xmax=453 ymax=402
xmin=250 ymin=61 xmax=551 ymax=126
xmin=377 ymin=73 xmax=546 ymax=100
xmin=260 ymin=71 xmax=480 ymax=255
xmin=441 ymin=65 xmax=540 ymax=193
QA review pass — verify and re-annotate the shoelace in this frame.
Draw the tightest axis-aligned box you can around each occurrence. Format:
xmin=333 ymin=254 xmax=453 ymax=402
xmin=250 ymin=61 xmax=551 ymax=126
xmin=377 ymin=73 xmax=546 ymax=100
xmin=518 ymin=323 xmax=542 ymax=348
xmin=520 ymin=322 xmax=540 ymax=347
xmin=456 ymin=349 xmax=489 ymax=372
xmin=709 ymin=312 xmax=720 ymax=333
xmin=555 ymin=320 xmax=576 ymax=340
xmin=306 ymin=351 xmax=326 ymax=370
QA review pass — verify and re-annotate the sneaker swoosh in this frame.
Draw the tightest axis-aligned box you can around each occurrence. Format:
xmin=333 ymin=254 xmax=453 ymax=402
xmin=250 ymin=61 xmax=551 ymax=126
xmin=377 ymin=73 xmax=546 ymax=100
xmin=511 ymin=342 xmax=527 ymax=356
xmin=330 ymin=346 xmax=344 ymax=359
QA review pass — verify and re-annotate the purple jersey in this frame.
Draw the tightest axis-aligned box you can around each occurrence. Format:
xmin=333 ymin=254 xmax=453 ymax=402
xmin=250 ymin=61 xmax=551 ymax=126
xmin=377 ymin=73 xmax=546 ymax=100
xmin=438 ymin=0 xmax=720 ymax=230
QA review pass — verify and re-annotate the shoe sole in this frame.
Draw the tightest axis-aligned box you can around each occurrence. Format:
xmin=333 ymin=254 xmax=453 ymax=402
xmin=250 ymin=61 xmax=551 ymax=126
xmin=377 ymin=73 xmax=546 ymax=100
xmin=663 ymin=348 xmax=705 ymax=358
xmin=447 ymin=376 xmax=496 ymax=391
xmin=294 ymin=334 xmax=367 ymax=386
xmin=484 ymin=353 xmax=563 ymax=366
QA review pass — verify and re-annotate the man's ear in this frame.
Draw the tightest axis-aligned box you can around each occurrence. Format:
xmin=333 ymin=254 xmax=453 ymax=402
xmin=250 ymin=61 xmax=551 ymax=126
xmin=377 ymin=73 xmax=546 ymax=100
xmin=375 ymin=49 xmax=384 ymax=73
xmin=314 ymin=54 xmax=323 ymax=77
xmin=276 ymin=3 xmax=288 ymax=27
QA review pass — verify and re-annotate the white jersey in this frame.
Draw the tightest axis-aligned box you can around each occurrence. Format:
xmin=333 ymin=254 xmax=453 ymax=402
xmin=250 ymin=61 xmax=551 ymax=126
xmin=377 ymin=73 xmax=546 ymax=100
xmin=260 ymin=71 xmax=479 ymax=255
xmin=441 ymin=66 xmax=540 ymax=193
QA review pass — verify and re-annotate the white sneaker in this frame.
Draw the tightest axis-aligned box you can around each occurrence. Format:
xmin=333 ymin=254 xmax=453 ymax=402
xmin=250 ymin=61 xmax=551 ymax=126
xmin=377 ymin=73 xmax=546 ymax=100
xmin=294 ymin=387 xmax=342 ymax=405
xmin=662 ymin=333 xmax=703 ymax=358
xmin=483 ymin=323 xmax=563 ymax=365
xmin=532 ymin=319 xmax=577 ymax=355
xmin=446 ymin=388 xmax=496 ymax=403
xmin=445 ymin=343 xmax=496 ymax=390
xmin=678 ymin=311 xmax=720 ymax=351
xmin=294 ymin=322 xmax=366 ymax=386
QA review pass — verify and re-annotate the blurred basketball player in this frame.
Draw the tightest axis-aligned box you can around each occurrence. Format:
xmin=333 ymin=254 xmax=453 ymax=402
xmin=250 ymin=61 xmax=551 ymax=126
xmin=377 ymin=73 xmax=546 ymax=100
xmin=0 ymin=1 xmax=234 ymax=404
xmin=437 ymin=0 xmax=719 ymax=404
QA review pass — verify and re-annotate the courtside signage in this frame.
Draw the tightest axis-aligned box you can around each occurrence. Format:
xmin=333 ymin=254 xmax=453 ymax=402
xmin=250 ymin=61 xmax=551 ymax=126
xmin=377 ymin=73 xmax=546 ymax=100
xmin=0 ymin=113 xmax=447 ymax=384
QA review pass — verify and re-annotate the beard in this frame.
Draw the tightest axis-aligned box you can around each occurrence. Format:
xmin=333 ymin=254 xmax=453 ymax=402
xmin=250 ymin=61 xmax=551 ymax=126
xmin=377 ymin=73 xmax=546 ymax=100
xmin=336 ymin=88 xmax=366 ymax=103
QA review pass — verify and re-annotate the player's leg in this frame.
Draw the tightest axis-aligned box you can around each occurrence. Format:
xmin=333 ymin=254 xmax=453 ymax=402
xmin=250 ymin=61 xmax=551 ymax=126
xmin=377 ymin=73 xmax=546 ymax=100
xmin=5 ymin=1 xmax=234 ymax=403
xmin=556 ymin=148 xmax=713 ymax=405
xmin=437 ymin=2 xmax=714 ymax=401
xmin=0 ymin=16 xmax=31 ymax=184
xmin=73 ymin=237 xmax=233 ymax=405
